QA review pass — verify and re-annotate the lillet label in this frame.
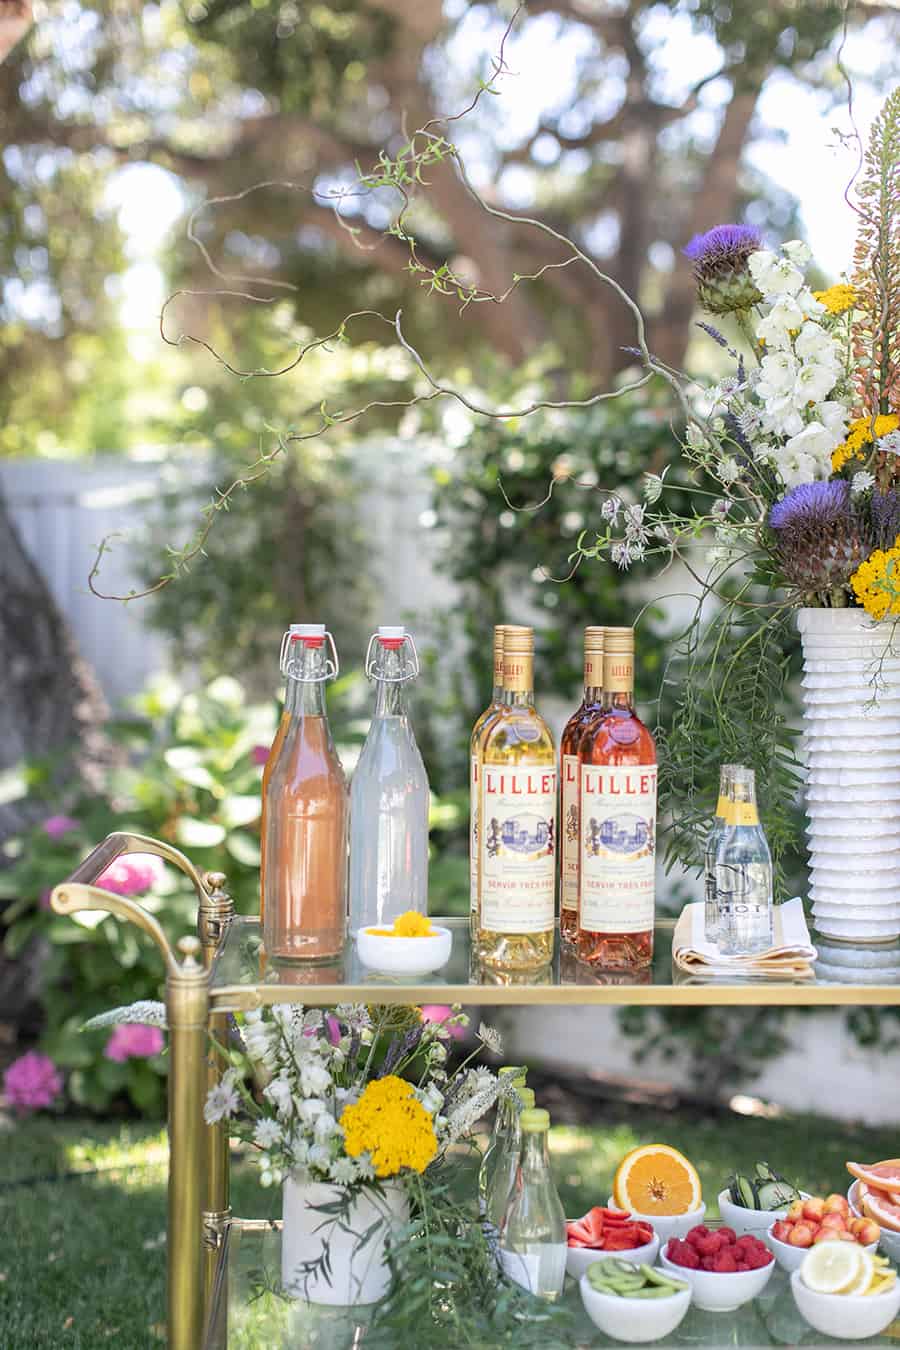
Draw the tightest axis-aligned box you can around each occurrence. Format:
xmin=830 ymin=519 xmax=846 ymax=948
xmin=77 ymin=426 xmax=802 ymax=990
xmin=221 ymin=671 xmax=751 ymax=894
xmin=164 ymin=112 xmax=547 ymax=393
xmin=580 ymin=763 xmax=657 ymax=933
xmin=480 ymin=763 xmax=557 ymax=934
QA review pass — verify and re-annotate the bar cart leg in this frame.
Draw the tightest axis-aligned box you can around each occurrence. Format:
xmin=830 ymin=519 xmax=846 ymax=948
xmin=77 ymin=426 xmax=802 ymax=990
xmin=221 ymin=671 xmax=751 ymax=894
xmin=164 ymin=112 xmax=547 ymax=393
xmin=198 ymin=873 xmax=235 ymax=1344
xmin=167 ymin=937 xmax=210 ymax=1350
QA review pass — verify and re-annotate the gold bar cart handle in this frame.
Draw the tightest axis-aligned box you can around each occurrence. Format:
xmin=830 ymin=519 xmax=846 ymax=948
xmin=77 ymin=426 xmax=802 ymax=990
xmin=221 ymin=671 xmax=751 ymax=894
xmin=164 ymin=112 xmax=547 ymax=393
xmin=62 ymin=830 xmax=212 ymax=903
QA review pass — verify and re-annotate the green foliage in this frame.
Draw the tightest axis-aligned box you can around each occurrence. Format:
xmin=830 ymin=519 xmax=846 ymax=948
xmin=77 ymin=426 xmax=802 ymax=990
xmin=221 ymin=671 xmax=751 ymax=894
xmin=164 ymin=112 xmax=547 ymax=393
xmin=1 ymin=677 xmax=277 ymax=1115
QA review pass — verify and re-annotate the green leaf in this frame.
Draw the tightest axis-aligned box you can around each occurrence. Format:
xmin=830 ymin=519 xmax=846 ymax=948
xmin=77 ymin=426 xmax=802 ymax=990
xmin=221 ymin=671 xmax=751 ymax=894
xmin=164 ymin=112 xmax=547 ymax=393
xmin=220 ymin=795 xmax=261 ymax=829
xmin=174 ymin=819 xmax=226 ymax=849
xmin=225 ymin=831 xmax=261 ymax=867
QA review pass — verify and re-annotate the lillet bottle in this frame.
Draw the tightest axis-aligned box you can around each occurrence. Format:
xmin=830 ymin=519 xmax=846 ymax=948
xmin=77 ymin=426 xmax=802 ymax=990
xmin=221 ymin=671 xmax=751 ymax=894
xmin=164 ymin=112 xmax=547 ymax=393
xmin=476 ymin=626 xmax=557 ymax=971
xmin=349 ymin=626 xmax=429 ymax=931
xmin=261 ymin=623 xmax=348 ymax=962
xmin=576 ymin=626 xmax=657 ymax=970
xmin=470 ymin=625 xmax=510 ymax=939
xmin=559 ymin=626 xmax=606 ymax=948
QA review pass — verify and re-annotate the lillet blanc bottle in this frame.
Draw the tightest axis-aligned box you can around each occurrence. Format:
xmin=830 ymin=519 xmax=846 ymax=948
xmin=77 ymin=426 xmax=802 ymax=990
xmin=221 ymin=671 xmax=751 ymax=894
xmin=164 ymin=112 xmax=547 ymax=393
xmin=470 ymin=625 xmax=510 ymax=939
xmin=576 ymin=626 xmax=657 ymax=970
xmin=476 ymin=627 xmax=557 ymax=971
xmin=261 ymin=623 xmax=348 ymax=962
xmin=349 ymin=627 xmax=430 ymax=932
xmin=559 ymin=626 xmax=606 ymax=948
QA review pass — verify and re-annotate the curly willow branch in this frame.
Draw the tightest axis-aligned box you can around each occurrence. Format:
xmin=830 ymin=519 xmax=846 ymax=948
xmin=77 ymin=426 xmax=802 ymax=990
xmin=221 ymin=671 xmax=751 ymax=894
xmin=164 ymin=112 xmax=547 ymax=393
xmin=91 ymin=1 xmax=705 ymax=601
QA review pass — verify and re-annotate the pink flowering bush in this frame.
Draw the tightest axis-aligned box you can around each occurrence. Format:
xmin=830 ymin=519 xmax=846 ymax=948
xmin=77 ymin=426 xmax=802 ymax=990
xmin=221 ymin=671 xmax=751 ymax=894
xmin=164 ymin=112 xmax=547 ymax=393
xmin=42 ymin=815 xmax=79 ymax=840
xmin=105 ymin=1023 xmax=165 ymax=1062
xmin=95 ymin=854 xmax=165 ymax=897
xmin=3 ymin=1051 xmax=63 ymax=1114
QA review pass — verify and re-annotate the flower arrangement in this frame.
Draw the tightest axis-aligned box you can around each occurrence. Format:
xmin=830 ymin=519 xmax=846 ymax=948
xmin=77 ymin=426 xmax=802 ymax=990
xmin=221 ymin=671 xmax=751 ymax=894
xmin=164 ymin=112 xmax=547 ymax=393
xmin=205 ymin=1002 xmax=506 ymax=1192
xmin=578 ymin=86 xmax=900 ymax=883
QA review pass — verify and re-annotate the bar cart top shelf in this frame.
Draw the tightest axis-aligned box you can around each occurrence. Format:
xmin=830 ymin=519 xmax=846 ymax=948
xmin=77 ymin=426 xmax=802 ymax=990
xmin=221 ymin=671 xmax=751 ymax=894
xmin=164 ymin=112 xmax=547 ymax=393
xmin=208 ymin=916 xmax=900 ymax=1010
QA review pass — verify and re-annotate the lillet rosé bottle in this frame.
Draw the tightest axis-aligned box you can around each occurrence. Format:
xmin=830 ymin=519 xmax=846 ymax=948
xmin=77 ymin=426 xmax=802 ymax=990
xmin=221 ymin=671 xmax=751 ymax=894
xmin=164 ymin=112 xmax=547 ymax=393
xmin=261 ymin=623 xmax=348 ymax=962
xmin=559 ymin=626 xmax=606 ymax=949
xmin=576 ymin=626 xmax=657 ymax=970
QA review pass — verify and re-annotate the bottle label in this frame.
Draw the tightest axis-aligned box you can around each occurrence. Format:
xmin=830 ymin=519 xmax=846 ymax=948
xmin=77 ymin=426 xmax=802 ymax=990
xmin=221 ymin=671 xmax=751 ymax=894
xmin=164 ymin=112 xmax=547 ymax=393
xmin=498 ymin=1243 xmax=566 ymax=1296
xmin=579 ymin=764 xmax=657 ymax=933
xmin=715 ymin=794 xmax=729 ymax=819
xmin=470 ymin=754 xmax=479 ymax=916
xmin=732 ymin=802 xmax=759 ymax=826
xmin=561 ymin=754 xmax=580 ymax=913
xmin=480 ymin=765 xmax=557 ymax=933
xmin=502 ymin=652 xmax=533 ymax=695
xmin=604 ymin=652 xmax=634 ymax=694
xmin=584 ymin=651 xmax=602 ymax=686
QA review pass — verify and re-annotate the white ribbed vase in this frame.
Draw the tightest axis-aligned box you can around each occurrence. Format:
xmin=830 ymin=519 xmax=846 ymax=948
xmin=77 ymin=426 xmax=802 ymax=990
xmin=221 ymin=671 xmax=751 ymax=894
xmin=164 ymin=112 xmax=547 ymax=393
xmin=798 ymin=608 xmax=900 ymax=942
xmin=281 ymin=1178 xmax=407 ymax=1306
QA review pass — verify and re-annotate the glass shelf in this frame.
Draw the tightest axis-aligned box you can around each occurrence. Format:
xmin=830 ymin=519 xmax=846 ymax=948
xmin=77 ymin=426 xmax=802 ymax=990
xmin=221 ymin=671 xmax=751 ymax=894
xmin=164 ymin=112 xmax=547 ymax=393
xmin=202 ymin=1219 xmax=900 ymax=1349
xmin=207 ymin=917 xmax=900 ymax=1010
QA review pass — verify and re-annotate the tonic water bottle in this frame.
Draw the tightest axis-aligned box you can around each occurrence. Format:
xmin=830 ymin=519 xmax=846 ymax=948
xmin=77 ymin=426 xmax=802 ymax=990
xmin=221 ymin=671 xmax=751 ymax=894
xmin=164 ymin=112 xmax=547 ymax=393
xmin=715 ymin=766 xmax=774 ymax=955
xmin=498 ymin=1108 xmax=567 ymax=1302
xmin=478 ymin=1066 xmax=527 ymax=1217
xmin=349 ymin=627 xmax=430 ymax=932
xmin=485 ymin=1085 xmax=535 ymax=1239
xmin=704 ymin=763 xmax=737 ymax=943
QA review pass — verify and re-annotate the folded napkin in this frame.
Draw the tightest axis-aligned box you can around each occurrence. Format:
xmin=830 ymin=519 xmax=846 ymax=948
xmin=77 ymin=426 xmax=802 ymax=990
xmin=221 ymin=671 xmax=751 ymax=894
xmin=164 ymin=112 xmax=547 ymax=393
xmin=672 ymin=897 xmax=818 ymax=980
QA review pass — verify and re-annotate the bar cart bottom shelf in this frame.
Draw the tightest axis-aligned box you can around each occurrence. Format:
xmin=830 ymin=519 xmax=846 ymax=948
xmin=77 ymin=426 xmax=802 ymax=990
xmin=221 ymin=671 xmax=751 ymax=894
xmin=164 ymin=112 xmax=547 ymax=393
xmin=204 ymin=1219 xmax=899 ymax=1348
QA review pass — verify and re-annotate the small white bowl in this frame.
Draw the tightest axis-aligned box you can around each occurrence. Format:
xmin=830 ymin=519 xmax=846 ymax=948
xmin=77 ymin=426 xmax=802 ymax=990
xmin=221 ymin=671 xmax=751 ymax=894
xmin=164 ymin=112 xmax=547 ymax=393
xmin=355 ymin=924 xmax=452 ymax=974
xmin=767 ymin=1224 xmax=879 ymax=1274
xmin=565 ymin=1233 xmax=660 ymax=1281
xmin=718 ymin=1188 xmax=808 ymax=1239
xmin=848 ymin=1181 xmax=900 ymax=1263
xmin=606 ymin=1196 xmax=706 ymax=1245
xmin=790 ymin=1267 xmax=900 ymax=1340
xmin=579 ymin=1271 xmax=692 ymax=1344
xmin=659 ymin=1247 xmax=773 ymax=1312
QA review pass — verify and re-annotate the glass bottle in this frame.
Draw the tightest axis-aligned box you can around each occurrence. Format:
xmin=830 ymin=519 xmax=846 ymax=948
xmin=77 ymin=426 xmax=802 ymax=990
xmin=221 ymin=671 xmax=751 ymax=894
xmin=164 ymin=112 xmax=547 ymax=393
xmin=349 ymin=627 xmax=430 ymax=933
xmin=576 ymin=626 xmax=657 ymax=970
xmin=486 ymin=1085 xmax=535 ymax=1239
xmin=704 ymin=764 xmax=737 ymax=944
xmin=261 ymin=624 xmax=348 ymax=962
xmin=477 ymin=627 xmax=557 ymax=971
xmin=498 ymin=1108 xmax=567 ymax=1302
xmin=560 ymin=626 xmax=606 ymax=948
xmin=715 ymin=766 xmax=774 ymax=955
xmin=478 ymin=1065 xmax=527 ymax=1217
xmin=471 ymin=625 xmax=510 ymax=940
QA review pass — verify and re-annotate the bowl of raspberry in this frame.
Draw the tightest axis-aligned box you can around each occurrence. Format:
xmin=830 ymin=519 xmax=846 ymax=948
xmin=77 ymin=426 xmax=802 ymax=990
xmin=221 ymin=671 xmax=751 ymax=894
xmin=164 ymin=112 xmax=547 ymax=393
xmin=661 ymin=1225 xmax=775 ymax=1311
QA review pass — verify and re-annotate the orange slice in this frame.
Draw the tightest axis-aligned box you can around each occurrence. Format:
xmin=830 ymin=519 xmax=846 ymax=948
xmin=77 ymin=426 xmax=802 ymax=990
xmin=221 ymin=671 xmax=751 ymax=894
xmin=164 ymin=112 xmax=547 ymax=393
xmin=613 ymin=1144 xmax=702 ymax=1217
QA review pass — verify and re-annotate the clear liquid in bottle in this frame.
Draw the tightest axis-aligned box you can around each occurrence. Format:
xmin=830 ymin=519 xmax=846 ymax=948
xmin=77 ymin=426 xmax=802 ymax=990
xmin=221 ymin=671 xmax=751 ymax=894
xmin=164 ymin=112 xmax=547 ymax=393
xmin=498 ymin=1107 xmax=567 ymax=1303
xmin=715 ymin=765 xmax=774 ymax=955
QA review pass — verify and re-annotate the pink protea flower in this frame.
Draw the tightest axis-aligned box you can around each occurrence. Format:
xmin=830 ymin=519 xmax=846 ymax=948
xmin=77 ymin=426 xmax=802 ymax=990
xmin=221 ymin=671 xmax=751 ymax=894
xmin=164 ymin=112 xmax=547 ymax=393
xmin=420 ymin=1005 xmax=466 ymax=1040
xmin=104 ymin=1023 xmax=165 ymax=1063
xmin=96 ymin=853 xmax=165 ymax=897
xmin=251 ymin=744 xmax=270 ymax=766
xmin=3 ymin=1051 xmax=63 ymax=1113
xmin=42 ymin=815 xmax=79 ymax=839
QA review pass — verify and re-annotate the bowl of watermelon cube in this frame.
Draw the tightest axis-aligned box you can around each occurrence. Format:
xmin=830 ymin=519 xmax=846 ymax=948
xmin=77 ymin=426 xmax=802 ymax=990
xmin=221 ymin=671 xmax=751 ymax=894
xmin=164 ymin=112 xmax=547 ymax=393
xmin=566 ymin=1207 xmax=660 ymax=1280
xmin=660 ymin=1225 xmax=775 ymax=1311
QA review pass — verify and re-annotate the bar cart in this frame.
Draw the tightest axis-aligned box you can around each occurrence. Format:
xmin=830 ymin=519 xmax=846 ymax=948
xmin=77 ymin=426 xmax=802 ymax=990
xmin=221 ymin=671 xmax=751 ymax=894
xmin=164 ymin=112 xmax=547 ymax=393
xmin=51 ymin=832 xmax=900 ymax=1349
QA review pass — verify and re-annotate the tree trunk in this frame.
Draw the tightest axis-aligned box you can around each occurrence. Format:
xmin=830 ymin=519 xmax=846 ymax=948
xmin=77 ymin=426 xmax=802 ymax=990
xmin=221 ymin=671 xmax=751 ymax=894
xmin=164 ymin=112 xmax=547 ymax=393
xmin=0 ymin=490 xmax=107 ymax=841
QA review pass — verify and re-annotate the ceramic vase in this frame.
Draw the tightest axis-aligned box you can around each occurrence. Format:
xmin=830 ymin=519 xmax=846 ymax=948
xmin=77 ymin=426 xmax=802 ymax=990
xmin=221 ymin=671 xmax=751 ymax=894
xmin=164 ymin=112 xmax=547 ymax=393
xmin=797 ymin=608 xmax=900 ymax=943
xmin=281 ymin=1177 xmax=408 ymax=1306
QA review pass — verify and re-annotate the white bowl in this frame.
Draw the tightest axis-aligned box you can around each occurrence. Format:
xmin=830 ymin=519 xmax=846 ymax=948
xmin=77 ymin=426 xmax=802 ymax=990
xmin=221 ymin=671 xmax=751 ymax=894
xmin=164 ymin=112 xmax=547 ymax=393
xmin=790 ymin=1267 xmax=900 ymax=1340
xmin=659 ymin=1246 xmax=773 ymax=1312
xmin=767 ymin=1224 xmax=879 ymax=1273
xmin=605 ymin=1197 xmax=706 ymax=1245
xmin=849 ymin=1181 xmax=900 ymax=1263
xmin=579 ymin=1271 xmax=692 ymax=1344
xmin=718 ymin=1188 xmax=806 ymax=1238
xmin=565 ymin=1233 xmax=659 ymax=1281
xmin=355 ymin=924 xmax=452 ymax=974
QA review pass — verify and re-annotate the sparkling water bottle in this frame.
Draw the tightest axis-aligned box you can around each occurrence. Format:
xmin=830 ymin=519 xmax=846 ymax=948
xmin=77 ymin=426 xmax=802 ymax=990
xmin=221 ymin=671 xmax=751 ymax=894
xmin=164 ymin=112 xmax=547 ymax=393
xmin=715 ymin=766 xmax=774 ymax=955
xmin=349 ymin=627 xmax=430 ymax=932
xmin=498 ymin=1108 xmax=567 ymax=1303
xmin=704 ymin=763 xmax=737 ymax=943
xmin=485 ymin=1085 xmax=535 ymax=1237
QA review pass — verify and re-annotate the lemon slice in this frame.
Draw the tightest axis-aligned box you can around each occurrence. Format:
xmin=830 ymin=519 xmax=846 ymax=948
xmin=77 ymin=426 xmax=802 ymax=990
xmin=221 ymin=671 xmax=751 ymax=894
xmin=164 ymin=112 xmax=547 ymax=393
xmin=843 ymin=1248 xmax=875 ymax=1297
xmin=801 ymin=1241 xmax=865 ymax=1295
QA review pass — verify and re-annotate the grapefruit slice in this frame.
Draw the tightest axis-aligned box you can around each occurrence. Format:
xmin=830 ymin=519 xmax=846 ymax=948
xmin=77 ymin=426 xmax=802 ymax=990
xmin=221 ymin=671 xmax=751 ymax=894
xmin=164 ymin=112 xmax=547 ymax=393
xmin=847 ymin=1160 xmax=900 ymax=1189
xmin=862 ymin=1190 xmax=900 ymax=1234
xmin=612 ymin=1144 xmax=701 ymax=1216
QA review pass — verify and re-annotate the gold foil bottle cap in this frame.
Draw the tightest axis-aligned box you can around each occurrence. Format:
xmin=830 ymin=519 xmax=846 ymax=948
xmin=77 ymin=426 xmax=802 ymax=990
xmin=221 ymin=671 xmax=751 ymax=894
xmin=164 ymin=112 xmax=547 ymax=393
xmin=604 ymin=626 xmax=634 ymax=652
xmin=584 ymin=626 xmax=605 ymax=652
xmin=503 ymin=626 xmax=534 ymax=653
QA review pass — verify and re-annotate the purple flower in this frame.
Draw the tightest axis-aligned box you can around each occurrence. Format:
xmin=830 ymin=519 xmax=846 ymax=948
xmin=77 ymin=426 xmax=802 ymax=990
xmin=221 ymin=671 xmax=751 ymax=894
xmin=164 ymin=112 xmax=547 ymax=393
xmin=96 ymin=854 xmax=165 ymax=897
xmin=104 ymin=1023 xmax=165 ymax=1062
xmin=324 ymin=1014 xmax=342 ymax=1046
xmin=42 ymin=815 xmax=78 ymax=839
xmin=683 ymin=223 xmax=762 ymax=264
xmin=769 ymin=480 xmax=850 ymax=532
xmin=871 ymin=490 xmax=900 ymax=550
xmin=3 ymin=1051 xmax=63 ymax=1113
xmin=683 ymin=225 xmax=764 ymax=316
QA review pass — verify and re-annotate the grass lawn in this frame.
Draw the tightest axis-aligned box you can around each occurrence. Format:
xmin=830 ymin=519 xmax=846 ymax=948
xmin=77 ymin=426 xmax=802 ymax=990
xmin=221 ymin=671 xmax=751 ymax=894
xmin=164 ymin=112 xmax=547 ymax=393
xmin=0 ymin=1105 xmax=895 ymax=1349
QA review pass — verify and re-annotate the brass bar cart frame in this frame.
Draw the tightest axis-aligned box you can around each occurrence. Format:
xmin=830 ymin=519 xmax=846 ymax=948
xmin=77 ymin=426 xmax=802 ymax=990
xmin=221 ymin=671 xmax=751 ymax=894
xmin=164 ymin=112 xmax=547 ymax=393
xmin=50 ymin=833 xmax=900 ymax=1348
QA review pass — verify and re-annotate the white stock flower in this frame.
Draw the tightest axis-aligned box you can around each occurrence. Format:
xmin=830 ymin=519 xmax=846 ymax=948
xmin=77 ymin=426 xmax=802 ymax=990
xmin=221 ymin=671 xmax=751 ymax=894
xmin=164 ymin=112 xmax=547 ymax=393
xmin=308 ymin=1144 xmax=333 ymax=1173
xmin=783 ymin=421 xmax=840 ymax=463
xmin=756 ymin=296 xmax=804 ymax=348
xmin=761 ymin=395 xmax=805 ymax=438
xmin=796 ymin=286 xmax=826 ymax=317
xmin=253 ymin=1119 xmax=283 ymax=1149
xmin=775 ymin=450 xmax=818 ymax=489
xmin=795 ymin=360 xmax=840 ymax=405
xmin=297 ymin=1098 xmax=326 ymax=1124
xmin=782 ymin=239 xmax=812 ymax=266
xmin=852 ymin=471 xmax=876 ymax=495
xmin=819 ymin=401 xmax=850 ymax=439
xmin=313 ymin=1112 xmax=339 ymax=1142
xmin=794 ymin=322 xmax=837 ymax=364
xmin=264 ymin=1075 xmax=294 ymax=1117
xmin=299 ymin=1058 xmax=332 ymax=1097
xmin=758 ymin=350 xmax=798 ymax=398
xmin=748 ymin=249 xmax=804 ymax=297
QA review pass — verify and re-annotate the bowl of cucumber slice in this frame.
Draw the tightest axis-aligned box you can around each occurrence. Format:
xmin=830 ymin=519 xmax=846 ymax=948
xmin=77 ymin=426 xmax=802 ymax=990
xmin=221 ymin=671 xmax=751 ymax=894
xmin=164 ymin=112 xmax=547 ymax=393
xmin=579 ymin=1262 xmax=692 ymax=1344
xmin=719 ymin=1161 xmax=807 ymax=1237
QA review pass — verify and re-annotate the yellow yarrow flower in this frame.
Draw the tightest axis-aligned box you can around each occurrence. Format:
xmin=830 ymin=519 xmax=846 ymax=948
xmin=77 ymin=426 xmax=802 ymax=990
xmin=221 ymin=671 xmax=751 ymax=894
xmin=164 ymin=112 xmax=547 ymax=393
xmin=831 ymin=413 xmax=900 ymax=472
xmin=813 ymin=283 xmax=856 ymax=316
xmin=851 ymin=534 xmax=900 ymax=620
xmin=340 ymin=1074 xmax=437 ymax=1178
xmin=367 ymin=911 xmax=435 ymax=938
